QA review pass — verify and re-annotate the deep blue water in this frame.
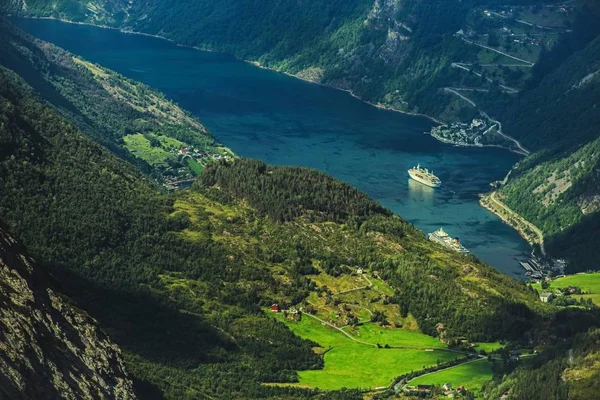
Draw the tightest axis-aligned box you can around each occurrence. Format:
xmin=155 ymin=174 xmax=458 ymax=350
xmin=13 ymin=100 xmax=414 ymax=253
xmin=14 ymin=18 xmax=530 ymax=276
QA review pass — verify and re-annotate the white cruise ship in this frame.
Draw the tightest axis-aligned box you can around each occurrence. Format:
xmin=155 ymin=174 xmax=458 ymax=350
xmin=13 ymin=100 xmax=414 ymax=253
xmin=408 ymin=164 xmax=441 ymax=188
xmin=428 ymin=228 xmax=470 ymax=254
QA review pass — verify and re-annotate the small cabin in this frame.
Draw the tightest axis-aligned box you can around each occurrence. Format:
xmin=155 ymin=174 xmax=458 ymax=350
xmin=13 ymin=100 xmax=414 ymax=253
xmin=540 ymin=293 xmax=553 ymax=303
xmin=270 ymin=304 xmax=279 ymax=312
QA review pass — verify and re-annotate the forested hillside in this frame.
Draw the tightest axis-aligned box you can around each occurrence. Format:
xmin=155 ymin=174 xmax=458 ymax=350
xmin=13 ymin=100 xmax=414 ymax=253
xmin=492 ymin=23 xmax=600 ymax=272
xmin=0 ymin=66 xmax=340 ymax=400
xmin=0 ymin=21 xmax=229 ymax=187
xmin=482 ymin=327 xmax=600 ymax=399
xmin=495 ymin=12 xmax=600 ymax=153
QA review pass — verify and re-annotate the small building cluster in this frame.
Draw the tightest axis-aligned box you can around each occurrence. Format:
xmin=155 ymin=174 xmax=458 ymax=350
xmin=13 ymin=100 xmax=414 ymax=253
xmin=162 ymin=146 xmax=233 ymax=190
xmin=431 ymin=119 xmax=492 ymax=147
xmin=405 ymin=382 xmax=466 ymax=397
xmin=270 ymin=304 xmax=299 ymax=314
xmin=521 ymin=257 xmax=566 ymax=279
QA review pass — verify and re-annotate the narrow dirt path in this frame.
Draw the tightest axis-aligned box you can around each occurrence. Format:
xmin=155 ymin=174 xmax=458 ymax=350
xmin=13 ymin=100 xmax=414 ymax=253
xmin=302 ymin=312 xmax=378 ymax=347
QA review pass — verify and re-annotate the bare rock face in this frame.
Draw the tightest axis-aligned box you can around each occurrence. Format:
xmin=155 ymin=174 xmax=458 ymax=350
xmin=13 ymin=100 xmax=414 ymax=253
xmin=0 ymin=223 xmax=137 ymax=400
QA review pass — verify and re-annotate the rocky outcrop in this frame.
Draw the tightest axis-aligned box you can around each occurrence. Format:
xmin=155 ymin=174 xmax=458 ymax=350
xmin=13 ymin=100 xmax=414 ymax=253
xmin=0 ymin=222 xmax=137 ymax=400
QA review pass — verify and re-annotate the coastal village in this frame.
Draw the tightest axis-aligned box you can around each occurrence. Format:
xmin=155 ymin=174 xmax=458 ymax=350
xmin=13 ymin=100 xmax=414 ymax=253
xmin=429 ymin=2 xmax=574 ymax=155
xmin=430 ymin=118 xmax=495 ymax=147
xmin=122 ymin=132 xmax=233 ymax=190
xmin=520 ymin=256 xmax=566 ymax=280
xmin=161 ymin=146 xmax=233 ymax=190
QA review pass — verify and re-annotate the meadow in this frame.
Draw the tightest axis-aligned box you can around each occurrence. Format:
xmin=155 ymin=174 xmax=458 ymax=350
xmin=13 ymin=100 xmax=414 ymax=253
xmin=532 ymin=273 xmax=600 ymax=305
xmin=270 ymin=312 xmax=463 ymax=390
xmin=124 ymin=133 xmax=176 ymax=167
xmin=473 ymin=342 xmax=503 ymax=353
xmin=342 ymin=323 xmax=446 ymax=349
xmin=409 ymin=358 xmax=493 ymax=393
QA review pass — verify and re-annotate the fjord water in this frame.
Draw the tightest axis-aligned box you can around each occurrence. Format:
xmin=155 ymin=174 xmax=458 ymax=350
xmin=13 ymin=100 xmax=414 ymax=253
xmin=15 ymin=18 xmax=530 ymax=276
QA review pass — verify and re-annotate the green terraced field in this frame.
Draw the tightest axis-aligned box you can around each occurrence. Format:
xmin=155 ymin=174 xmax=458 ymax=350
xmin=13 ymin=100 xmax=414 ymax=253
xmin=270 ymin=313 xmax=463 ymax=390
xmin=409 ymin=358 xmax=493 ymax=393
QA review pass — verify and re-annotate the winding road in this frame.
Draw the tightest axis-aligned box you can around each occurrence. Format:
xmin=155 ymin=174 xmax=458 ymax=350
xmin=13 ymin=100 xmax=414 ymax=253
xmin=451 ymin=63 xmax=519 ymax=93
xmin=461 ymin=38 xmax=535 ymax=66
xmin=487 ymin=192 xmax=545 ymax=254
xmin=442 ymin=88 xmax=530 ymax=155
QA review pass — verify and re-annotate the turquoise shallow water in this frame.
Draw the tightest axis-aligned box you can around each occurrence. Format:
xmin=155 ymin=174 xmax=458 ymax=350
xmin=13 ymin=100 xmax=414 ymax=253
xmin=14 ymin=18 xmax=530 ymax=276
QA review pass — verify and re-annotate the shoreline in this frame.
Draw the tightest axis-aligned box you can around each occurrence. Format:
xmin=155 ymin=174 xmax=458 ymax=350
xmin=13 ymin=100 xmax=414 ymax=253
xmin=430 ymin=131 xmax=528 ymax=156
xmin=479 ymin=192 xmax=544 ymax=252
xmin=244 ymin=61 xmax=447 ymax=125
xmin=479 ymin=198 xmax=534 ymax=246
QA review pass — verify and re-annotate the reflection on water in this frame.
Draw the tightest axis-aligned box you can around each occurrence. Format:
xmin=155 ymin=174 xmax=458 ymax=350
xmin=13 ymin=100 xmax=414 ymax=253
xmin=407 ymin=178 xmax=435 ymax=206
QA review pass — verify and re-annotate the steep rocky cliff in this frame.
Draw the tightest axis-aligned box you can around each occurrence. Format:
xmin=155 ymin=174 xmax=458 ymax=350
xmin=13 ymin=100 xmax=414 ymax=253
xmin=0 ymin=222 xmax=137 ymax=400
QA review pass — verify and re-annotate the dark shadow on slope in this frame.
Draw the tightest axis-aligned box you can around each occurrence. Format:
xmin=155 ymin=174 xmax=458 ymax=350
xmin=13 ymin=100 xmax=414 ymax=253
xmin=547 ymin=212 xmax=600 ymax=273
xmin=52 ymin=268 xmax=239 ymax=369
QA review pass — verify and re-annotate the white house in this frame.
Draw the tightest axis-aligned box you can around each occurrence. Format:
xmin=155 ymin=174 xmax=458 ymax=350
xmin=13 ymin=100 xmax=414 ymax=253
xmin=540 ymin=292 xmax=553 ymax=303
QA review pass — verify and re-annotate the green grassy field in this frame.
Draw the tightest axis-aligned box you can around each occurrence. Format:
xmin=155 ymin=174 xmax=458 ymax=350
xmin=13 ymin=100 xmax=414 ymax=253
xmin=409 ymin=358 xmax=493 ymax=393
xmin=343 ymin=323 xmax=446 ymax=349
xmin=532 ymin=273 xmax=600 ymax=306
xmin=123 ymin=133 xmax=175 ymax=166
xmin=269 ymin=313 xmax=463 ymax=390
xmin=474 ymin=342 xmax=503 ymax=353
xmin=370 ymin=277 xmax=395 ymax=296
xmin=186 ymin=158 xmax=204 ymax=175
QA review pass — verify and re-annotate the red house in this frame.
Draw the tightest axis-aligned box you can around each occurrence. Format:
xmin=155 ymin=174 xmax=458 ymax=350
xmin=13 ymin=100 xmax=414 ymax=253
xmin=270 ymin=304 xmax=288 ymax=312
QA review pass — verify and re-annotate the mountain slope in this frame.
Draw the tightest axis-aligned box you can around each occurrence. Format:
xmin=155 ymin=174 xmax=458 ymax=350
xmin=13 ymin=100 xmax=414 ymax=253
xmin=0 ymin=22 xmax=553 ymax=398
xmin=500 ymin=32 xmax=600 ymax=153
xmin=483 ymin=327 xmax=600 ymax=399
xmin=0 ymin=221 xmax=136 ymax=400
xmin=0 ymin=20 xmax=229 ymax=186
xmin=493 ymin=31 xmax=600 ymax=272
xmin=0 ymin=64 xmax=333 ymax=400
